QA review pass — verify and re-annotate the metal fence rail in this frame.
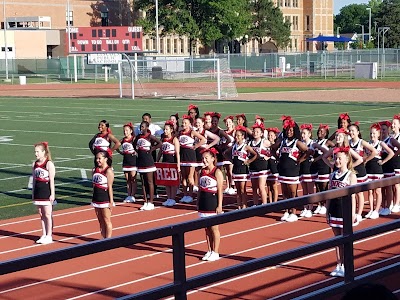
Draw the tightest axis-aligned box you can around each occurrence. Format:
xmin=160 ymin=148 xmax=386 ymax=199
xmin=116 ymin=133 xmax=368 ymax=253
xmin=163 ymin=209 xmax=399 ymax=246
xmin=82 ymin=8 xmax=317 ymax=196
xmin=1 ymin=177 xmax=399 ymax=299
xmin=1 ymin=49 xmax=399 ymax=82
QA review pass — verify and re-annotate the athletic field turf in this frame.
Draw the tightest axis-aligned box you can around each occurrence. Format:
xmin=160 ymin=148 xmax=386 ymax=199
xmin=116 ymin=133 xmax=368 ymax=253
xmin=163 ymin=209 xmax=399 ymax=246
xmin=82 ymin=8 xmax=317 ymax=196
xmin=0 ymin=97 xmax=398 ymax=220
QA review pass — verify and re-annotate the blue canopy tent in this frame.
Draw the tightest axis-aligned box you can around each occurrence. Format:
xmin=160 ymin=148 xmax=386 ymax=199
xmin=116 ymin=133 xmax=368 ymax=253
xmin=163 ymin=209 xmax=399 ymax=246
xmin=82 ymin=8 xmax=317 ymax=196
xmin=306 ymin=35 xmax=355 ymax=42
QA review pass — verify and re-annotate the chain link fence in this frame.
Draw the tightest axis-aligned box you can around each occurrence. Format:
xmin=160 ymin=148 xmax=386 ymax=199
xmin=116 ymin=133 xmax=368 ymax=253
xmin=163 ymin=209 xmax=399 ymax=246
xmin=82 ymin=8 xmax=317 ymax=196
xmin=0 ymin=49 xmax=399 ymax=83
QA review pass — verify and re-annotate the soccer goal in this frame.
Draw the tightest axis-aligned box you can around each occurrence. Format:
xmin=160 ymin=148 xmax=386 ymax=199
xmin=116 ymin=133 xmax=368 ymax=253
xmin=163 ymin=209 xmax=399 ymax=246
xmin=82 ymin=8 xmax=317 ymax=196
xmin=118 ymin=57 xmax=238 ymax=99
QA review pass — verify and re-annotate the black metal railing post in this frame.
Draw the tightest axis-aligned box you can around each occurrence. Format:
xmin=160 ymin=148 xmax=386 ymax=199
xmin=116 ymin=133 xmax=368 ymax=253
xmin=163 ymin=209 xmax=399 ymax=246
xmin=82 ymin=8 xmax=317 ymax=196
xmin=172 ymin=232 xmax=187 ymax=300
xmin=342 ymin=193 xmax=355 ymax=283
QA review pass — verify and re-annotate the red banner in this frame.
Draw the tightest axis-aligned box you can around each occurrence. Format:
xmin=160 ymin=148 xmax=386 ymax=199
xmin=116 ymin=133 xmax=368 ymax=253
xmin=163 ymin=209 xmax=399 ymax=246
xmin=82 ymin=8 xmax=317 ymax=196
xmin=154 ymin=163 xmax=180 ymax=186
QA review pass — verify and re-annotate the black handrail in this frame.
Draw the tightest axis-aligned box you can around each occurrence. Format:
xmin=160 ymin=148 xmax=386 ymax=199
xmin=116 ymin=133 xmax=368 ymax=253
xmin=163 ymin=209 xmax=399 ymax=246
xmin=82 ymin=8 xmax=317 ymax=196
xmin=1 ymin=176 xmax=399 ymax=300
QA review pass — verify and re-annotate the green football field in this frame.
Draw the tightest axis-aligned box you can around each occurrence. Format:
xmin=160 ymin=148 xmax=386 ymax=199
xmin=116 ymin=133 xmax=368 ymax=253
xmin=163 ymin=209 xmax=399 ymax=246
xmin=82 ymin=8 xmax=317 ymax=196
xmin=0 ymin=97 xmax=398 ymax=220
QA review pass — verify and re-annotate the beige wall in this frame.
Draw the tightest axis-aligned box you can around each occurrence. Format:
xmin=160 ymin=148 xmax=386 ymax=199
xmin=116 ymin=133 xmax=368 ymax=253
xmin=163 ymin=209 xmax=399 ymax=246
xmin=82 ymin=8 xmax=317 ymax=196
xmin=14 ymin=31 xmax=47 ymax=58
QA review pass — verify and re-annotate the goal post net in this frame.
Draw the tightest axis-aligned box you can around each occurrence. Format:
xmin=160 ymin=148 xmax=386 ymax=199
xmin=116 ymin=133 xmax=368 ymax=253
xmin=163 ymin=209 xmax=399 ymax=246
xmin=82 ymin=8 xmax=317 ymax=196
xmin=118 ymin=57 xmax=238 ymax=99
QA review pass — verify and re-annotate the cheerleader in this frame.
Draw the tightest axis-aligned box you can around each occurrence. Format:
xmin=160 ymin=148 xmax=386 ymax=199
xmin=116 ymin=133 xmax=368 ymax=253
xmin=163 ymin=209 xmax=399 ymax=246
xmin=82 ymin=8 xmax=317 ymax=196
xmin=92 ymin=149 xmax=114 ymax=239
xmin=133 ymin=121 xmax=162 ymax=211
xmin=390 ymin=114 xmax=400 ymax=213
xmin=187 ymin=104 xmax=200 ymax=126
xmin=236 ymin=114 xmax=252 ymax=136
xmin=222 ymin=115 xmax=236 ymax=195
xmin=179 ymin=115 xmax=207 ymax=203
xmin=299 ymin=124 xmax=315 ymax=218
xmin=157 ymin=120 xmax=181 ymax=207
xmin=225 ymin=125 xmax=258 ymax=209
xmin=326 ymin=146 xmax=357 ymax=278
xmin=349 ymin=123 xmax=377 ymax=223
xmin=204 ymin=111 xmax=213 ymax=130
xmin=118 ymin=122 xmax=137 ymax=203
xmin=278 ymin=118 xmax=308 ymax=222
xmin=169 ymin=113 xmax=180 ymax=132
xmin=310 ymin=124 xmax=331 ymax=214
xmin=327 ymin=113 xmax=352 ymax=142
xmin=32 ymin=142 xmax=55 ymax=244
xmin=380 ymin=120 xmax=400 ymax=215
xmin=209 ymin=112 xmax=232 ymax=167
xmin=365 ymin=123 xmax=394 ymax=219
xmin=266 ymin=127 xmax=280 ymax=203
xmin=198 ymin=148 xmax=224 ymax=262
xmin=248 ymin=123 xmax=271 ymax=205
xmin=254 ymin=115 xmax=268 ymax=138
xmin=88 ymin=120 xmax=121 ymax=156
xmin=322 ymin=128 xmax=363 ymax=225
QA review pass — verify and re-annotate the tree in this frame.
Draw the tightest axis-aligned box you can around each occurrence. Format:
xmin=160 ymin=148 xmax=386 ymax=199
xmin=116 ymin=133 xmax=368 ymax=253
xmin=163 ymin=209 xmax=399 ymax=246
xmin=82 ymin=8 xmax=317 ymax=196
xmin=375 ymin=0 xmax=400 ymax=48
xmin=335 ymin=4 xmax=371 ymax=34
xmin=249 ymin=0 xmax=290 ymax=49
xmin=134 ymin=0 xmax=251 ymax=51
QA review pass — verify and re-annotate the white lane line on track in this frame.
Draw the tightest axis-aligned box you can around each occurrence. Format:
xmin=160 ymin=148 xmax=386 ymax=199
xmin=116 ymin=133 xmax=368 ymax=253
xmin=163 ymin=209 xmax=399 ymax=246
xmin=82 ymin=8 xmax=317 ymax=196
xmin=69 ymin=229 xmax=399 ymax=300
xmin=181 ymin=230 xmax=400 ymax=300
xmin=0 ymin=209 xmax=197 ymax=255
xmin=0 ymin=218 xmax=314 ymax=295
xmin=0 ymin=206 xmax=96 ymax=227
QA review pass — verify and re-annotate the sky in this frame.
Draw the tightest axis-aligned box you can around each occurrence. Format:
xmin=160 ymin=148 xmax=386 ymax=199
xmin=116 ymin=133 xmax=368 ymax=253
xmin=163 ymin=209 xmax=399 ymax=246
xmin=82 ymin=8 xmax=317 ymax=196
xmin=334 ymin=0 xmax=369 ymax=14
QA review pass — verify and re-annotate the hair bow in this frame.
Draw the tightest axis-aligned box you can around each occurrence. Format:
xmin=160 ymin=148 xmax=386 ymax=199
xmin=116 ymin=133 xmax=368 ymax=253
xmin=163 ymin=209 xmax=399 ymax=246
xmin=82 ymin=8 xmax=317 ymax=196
xmin=393 ymin=114 xmax=400 ymax=121
xmin=319 ymin=124 xmax=329 ymax=130
xmin=333 ymin=146 xmax=350 ymax=154
xmin=280 ymin=115 xmax=292 ymax=121
xmin=252 ymin=123 xmax=265 ymax=130
xmin=379 ymin=120 xmax=392 ymax=128
xmin=236 ymin=113 xmax=246 ymax=119
xmin=339 ymin=113 xmax=350 ymax=120
xmin=370 ymin=123 xmax=381 ymax=131
xmin=173 ymin=113 xmax=179 ymax=119
xmin=165 ymin=120 xmax=175 ymax=127
xmin=353 ymin=121 xmax=360 ymax=126
xmin=300 ymin=124 xmax=313 ymax=131
xmin=204 ymin=112 xmax=214 ymax=117
xmin=213 ymin=112 xmax=221 ymax=119
xmin=255 ymin=115 xmax=265 ymax=122
xmin=41 ymin=141 xmax=49 ymax=147
xmin=336 ymin=128 xmax=349 ymax=135
xmin=266 ymin=127 xmax=280 ymax=134
xmin=283 ymin=119 xmax=295 ymax=129
xmin=201 ymin=147 xmax=219 ymax=155
xmin=124 ymin=122 xmax=133 ymax=129
xmin=235 ymin=125 xmax=248 ymax=132
xmin=223 ymin=115 xmax=234 ymax=122
xmin=188 ymin=104 xmax=197 ymax=111
xmin=182 ymin=114 xmax=192 ymax=121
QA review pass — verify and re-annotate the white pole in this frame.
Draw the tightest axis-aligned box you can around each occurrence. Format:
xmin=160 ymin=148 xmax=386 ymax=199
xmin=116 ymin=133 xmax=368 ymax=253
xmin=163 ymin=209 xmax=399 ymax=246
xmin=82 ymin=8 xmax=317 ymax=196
xmin=118 ymin=61 xmax=123 ymax=98
xmin=134 ymin=52 xmax=138 ymax=81
xmin=3 ymin=0 xmax=9 ymax=80
xmin=155 ymin=0 xmax=159 ymax=53
xmin=104 ymin=66 xmax=108 ymax=82
xmin=66 ymin=0 xmax=71 ymax=78
xmin=367 ymin=8 xmax=372 ymax=42
xmin=216 ymin=59 xmax=221 ymax=99
xmin=73 ymin=54 xmax=78 ymax=82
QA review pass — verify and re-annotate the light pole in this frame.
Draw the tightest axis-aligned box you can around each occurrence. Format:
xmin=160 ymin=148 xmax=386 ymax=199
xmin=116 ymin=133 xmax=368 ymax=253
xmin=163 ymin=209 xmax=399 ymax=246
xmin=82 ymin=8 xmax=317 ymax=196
xmin=3 ymin=0 xmax=9 ymax=81
xmin=356 ymin=24 xmax=364 ymax=48
xmin=155 ymin=0 xmax=159 ymax=53
xmin=244 ymin=34 xmax=248 ymax=78
xmin=336 ymin=26 xmax=340 ymax=37
xmin=366 ymin=7 xmax=372 ymax=42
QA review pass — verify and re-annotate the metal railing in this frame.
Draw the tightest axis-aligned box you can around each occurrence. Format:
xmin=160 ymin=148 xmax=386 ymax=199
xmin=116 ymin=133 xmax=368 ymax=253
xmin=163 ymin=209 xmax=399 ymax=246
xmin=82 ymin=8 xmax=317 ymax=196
xmin=1 ymin=177 xmax=399 ymax=299
xmin=1 ymin=49 xmax=400 ymax=81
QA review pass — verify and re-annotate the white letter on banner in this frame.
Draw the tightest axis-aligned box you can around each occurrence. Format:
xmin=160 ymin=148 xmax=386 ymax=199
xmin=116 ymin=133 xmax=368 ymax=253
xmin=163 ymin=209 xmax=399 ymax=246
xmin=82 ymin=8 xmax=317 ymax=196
xmin=170 ymin=168 xmax=178 ymax=180
xmin=156 ymin=168 xmax=163 ymax=180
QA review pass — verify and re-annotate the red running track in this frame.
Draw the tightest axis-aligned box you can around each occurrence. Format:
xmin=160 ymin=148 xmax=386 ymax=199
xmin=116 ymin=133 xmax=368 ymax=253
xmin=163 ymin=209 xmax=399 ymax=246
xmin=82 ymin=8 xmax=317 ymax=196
xmin=0 ymin=193 xmax=399 ymax=300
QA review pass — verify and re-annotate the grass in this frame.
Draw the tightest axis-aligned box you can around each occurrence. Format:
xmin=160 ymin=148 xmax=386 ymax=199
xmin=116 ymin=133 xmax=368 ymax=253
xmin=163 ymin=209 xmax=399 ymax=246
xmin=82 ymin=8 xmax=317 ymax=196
xmin=0 ymin=97 xmax=398 ymax=220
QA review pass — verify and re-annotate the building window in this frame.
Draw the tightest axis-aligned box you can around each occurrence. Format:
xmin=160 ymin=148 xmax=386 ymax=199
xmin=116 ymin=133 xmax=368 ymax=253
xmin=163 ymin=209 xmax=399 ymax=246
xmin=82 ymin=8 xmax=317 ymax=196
xmin=174 ymin=39 xmax=178 ymax=53
xmin=285 ymin=16 xmax=291 ymax=29
xmin=278 ymin=0 xmax=283 ymax=7
xmin=293 ymin=16 xmax=298 ymax=30
xmin=1 ymin=47 xmax=13 ymax=52
xmin=306 ymin=15 xmax=310 ymax=31
xmin=293 ymin=0 xmax=298 ymax=7
xmin=145 ymin=39 xmax=150 ymax=51
xmin=66 ymin=10 xmax=73 ymax=26
xmin=294 ymin=38 xmax=298 ymax=50
xmin=160 ymin=38 xmax=164 ymax=53
xmin=180 ymin=38 xmax=185 ymax=53
xmin=285 ymin=0 xmax=290 ymax=7
xmin=167 ymin=38 xmax=171 ymax=53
